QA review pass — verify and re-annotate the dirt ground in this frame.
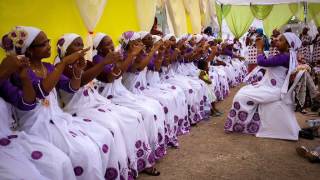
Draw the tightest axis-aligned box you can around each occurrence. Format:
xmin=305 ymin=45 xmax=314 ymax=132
xmin=139 ymin=86 xmax=320 ymax=180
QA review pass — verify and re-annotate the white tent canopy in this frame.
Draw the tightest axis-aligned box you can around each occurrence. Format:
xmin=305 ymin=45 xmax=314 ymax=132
xmin=216 ymin=0 xmax=320 ymax=5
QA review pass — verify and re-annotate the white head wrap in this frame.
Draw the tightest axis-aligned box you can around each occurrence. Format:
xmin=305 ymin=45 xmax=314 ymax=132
xmin=194 ymin=34 xmax=203 ymax=43
xmin=177 ymin=34 xmax=189 ymax=42
xmin=139 ymin=31 xmax=150 ymax=39
xmin=207 ymin=36 xmax=215 ymax=42
xmin=163 ymin=33 xmax=175 ymax=41
xmin=55 ymin=33 xmax=81 ymax=64
xmin=1 ymin=26 xmax=41 ymax=55
xmin=152 ymin=35 xmax=162 ymax=43
xmin=119 ymin=31 xmax=141 ymax=49
xmin=281 ymin=32 xmax=302 ymax=99
xmin=93 ymin=32 xmax=108 ymax=49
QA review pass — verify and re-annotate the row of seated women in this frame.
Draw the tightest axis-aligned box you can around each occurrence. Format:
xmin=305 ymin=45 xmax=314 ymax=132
xmin=0 ymin=26 xmax=246 ymax=180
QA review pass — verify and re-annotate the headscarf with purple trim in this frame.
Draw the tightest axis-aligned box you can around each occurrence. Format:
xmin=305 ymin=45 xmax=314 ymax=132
xmin=55 ymin=33 xmax=80 ymax=64
xmin=119 ymin=31 xmax=140 ymax=49
xmin=1 ymin=26 xmax=41 ymax=55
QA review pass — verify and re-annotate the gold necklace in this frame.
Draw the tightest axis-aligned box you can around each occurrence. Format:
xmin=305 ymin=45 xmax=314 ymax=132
xmin=32 ymin=63 xmax=46 ymax=78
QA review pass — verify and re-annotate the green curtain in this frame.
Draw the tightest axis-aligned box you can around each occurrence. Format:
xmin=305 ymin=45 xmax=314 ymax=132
xmin=263 ymin=4 xmax=292 ymax=37
xmin=215 ymin=2 xmax=231 ymax=36
xmin=225 ymin=5 xmax=254 ymax=38
xmin=289 ymin=3 xmax=306 ymax=22
xmin=309 ymin=3 xmax=320 ymax=26
xmin=250 ymin=5 xmax=273 ymax=20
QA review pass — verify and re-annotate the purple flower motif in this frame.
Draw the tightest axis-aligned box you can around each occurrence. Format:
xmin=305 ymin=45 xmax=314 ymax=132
xmin=139 ymin=86 xmax=145 ymax=91
xmin=270 ymin=79 xmax=277 ymax=86
xmin=178 ymin=119 xmax=183 ymax=126
xmin=200 ymin=100 xmax=204 ymax=105
xmin=224 ymin=118 xmax=233 ymax=129
xmin=135 ymin=140 xmax=142 ymax=148
xmin=163 ymin=107 xmax=168 ymax=114
xmin=31 ymin=151 xmax=43 ymax=160
xmin=191 ymin=105 xmax=195 ymax=113
xmin=229 ymin=109 xmax=236 ymax=117
xmin=105 ymin=167 xmax=118 ymax=180
xmin=136 ymin=149 xmax=144 ymax=158
xmin=98 ymin=87 xmax=105 ymax=93
xmin=74 ymin=166 xmax=84 ymax=176
xmin=158 ymin=133 xmax=163 ymax=143
xmin=155 ymin=147 xmax=164 ymax=158
xmin=134 ymin=81 xmax=141 ymax=88
xmin=123 ymin=31 xmax=134 ymax=40
xmin=171 ymin=85 xmax=176 ymax=89
xmin=7 ymin=135 xmax=18 ymax=139
xmin=137 ymin=159 xmax=146 ymax=172
xmin=11 ymin=32 xmax=17 ymax=37
xmin=174 ymin=115 xmax=179 ymax=123
xmin=234 ymin=102 xmax=240 ymax=110
xmin=246 ymin=101 xmax=254 ymax=106
xmin=148 ymin=152 xmax=155 ymax=164
xmin=102 ymin=144 xmax=109 ymax=153
xmin=165 ymin=76 xmax=169 ymax=79
xmin=188 ymin=89 xmax=193 ymax=94
xmin=154 ymin=115 xmax=157 ymax=121
xmin=83 ymin=118 xmax=91 ymax=122
xmin=120 ymin=175 xmax=125 ymax=180
xmin=253 ymin=113 xmax=260 ymax=121
xmin=98 ymin=108 xmax=106 ymax=112
xmin=247 ymin=122 xmax=259 ymax=133
xmin=203 ymin=96 xmax=207 ymax=102
xmin=200 ymin=106 xmax=204 ymax=111
xmin=143 ymin=142 xmax=148 ymax=151
xmin=233 ymin=123 xmax=245 ymax=132
xmin=238 ymin=111 xmax=248 ymax=121
xmin=57 ymin=38 xmax=65 ymax=46
xmin=291 ymin=41 xmax=295 ymax=48
xmin=107 ymin=95 xmax=113 ymax=99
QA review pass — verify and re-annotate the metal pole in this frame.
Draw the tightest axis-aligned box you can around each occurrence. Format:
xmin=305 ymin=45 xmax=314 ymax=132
xmin=304 ymin=1 xmax=308 ymax=24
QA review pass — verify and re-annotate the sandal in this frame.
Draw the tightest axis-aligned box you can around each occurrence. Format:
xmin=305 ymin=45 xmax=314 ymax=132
xmin=296 ymin=146 xmax=320 ymax=163
xmin=143 ymin=167 xmax=160 ymax=176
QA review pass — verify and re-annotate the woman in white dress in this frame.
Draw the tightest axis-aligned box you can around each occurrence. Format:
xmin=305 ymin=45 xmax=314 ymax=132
xmin=224 ymin=32 xmax=302 ymax=140
xmin=55 ymin=33 xmax=159 ymax=178
xmin=93 ymin=32 xmax=164 ymax=176
xmin=0 ymin=56 xmax=75 ymax=180
xmin=1 ymin=26 xmax=109 ymax=180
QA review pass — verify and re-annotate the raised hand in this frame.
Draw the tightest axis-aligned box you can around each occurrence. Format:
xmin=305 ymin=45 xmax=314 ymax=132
xmin=62 ymin=47 xmax=90 ymax=65
xmin=129 ymin=43 xmax=143 ymax=56
xmin=103 ymin=51 xmax=119 ymax=65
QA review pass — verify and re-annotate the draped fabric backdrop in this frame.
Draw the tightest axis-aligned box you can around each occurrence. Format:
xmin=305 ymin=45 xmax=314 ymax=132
xmin=166 ymin=0 xmax=188 ymax=36
xmin=250 ymin=5 xmax=273 ymax=20
xmin=183 ymin=0 xmax=202 ymax=34
xmin=135 ymin=0 xmax=157 ymax=31
xmin=225 ymin=6 xmax=254 ymax=38
xmin=75 ymin=0 xmax=107 ymax=61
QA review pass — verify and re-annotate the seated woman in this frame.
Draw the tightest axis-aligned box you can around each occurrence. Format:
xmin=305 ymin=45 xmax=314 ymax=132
xmin=93 ymin=32 xmax=165 ymax=175
xmin=224 ymin=32 xmax=302 ymax=140
xmin=1 ymin=26 xmax=109 ymax=179
xmin=197 ymin=60 xmax=222 ymax=117
xmin=55 ymin=33 xmax=159 ymax=178
xmin=0 ymin=55 xmax=74 ymax=180
xmin=122 ymin=31 xmax=181 ymax=147
xmin=144 ymin=34 xmax=190 ymax=136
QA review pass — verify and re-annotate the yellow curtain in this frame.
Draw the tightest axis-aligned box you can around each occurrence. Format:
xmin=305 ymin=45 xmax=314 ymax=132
xmin=166 ymin=0 xmax=188 ymax=36
xmin=0 ymin=0 xmax=87 ymax=62
xmin=95 ymin=0 xmax=139 ymax=45
xmin=183 ymin=0 xmax=202 ymax=34
xmin=135 ymin=0 xmax=157 ymax=31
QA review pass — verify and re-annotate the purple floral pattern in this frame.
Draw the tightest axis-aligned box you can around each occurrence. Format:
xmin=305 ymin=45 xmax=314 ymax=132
xmin=238 ymin=111 xmax=248 ymax=121
xmin=105 ymin=168 xmax=118 ymax=180
xmin=270 ymin=79 xmax=277 ymax=86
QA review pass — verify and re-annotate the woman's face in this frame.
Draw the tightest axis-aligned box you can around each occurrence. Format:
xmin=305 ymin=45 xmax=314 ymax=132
xmin=276 ymin=35 xmax=289 ymax=52
xmin=27 ymin=31 xmax=51 ymax=59
xmin=142 ymin=34 xmax=153 ymax=47
xmin=98 ymin=36 xmax=114 ymax=55
xmin=66 ymin=37 xmax=84 ymax=55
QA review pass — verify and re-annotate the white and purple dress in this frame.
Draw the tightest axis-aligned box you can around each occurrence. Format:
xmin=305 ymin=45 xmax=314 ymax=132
xmin=59 ymin=81 xmax=155 ymax=179
xmin=0 ymin=81 xmax=75 ymax=180
xmin=224 ymin=53 xmax=301 ymax=140
xmin=93 ymin=55 xmax=167 ymax=162
xmin=11 ymin=63 xmax=113 ymax=180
